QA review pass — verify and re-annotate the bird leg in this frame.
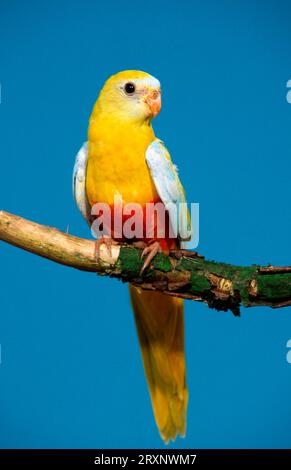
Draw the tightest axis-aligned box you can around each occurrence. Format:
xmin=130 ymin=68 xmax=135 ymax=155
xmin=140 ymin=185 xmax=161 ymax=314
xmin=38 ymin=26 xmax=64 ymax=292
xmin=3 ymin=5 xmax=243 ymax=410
xmin=94 ymin=236 xmax=119 ymax=261
xmin=140 ymin=240 xmax=163 ymax=274
xmin=132 ymin=241 xmax=147 ymax=250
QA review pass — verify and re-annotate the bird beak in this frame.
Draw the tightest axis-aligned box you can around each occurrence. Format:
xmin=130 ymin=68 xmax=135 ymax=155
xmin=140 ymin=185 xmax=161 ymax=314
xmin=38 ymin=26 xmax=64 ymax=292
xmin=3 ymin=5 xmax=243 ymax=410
xmin=144 ymin=89 xmax=161 ymax=117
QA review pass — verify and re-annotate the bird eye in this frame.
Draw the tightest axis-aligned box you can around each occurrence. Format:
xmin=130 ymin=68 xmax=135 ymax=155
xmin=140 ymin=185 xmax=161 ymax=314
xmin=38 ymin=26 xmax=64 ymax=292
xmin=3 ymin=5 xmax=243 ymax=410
xmin=124 ymin=82 xmax=136 ymax=95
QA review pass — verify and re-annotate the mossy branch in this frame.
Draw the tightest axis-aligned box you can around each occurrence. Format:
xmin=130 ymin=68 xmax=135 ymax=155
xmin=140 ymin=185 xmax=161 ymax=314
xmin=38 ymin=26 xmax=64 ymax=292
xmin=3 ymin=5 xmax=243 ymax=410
xmin=0 ymin=210 xmax=290 ymax=316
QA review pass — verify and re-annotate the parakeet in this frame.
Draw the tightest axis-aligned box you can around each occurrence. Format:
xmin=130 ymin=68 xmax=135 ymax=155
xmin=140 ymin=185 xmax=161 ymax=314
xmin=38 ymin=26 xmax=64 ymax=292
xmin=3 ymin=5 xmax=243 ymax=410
xmin=73 ymin=70 xmax=190 ymax=443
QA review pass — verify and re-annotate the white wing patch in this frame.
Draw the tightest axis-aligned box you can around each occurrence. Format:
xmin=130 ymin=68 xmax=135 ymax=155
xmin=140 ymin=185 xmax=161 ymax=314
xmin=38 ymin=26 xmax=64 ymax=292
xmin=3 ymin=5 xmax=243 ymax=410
xmin=145 ymin=139 xmax=191 ymax=247
xmin=73 ymin=142 xmax=91 ymax=223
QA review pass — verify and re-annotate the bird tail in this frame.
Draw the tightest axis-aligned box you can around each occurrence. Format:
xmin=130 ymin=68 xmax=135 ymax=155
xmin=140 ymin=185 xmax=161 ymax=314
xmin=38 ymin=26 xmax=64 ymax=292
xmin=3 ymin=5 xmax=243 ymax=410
xmin=129 ymin=284 xmax=188 ymax=443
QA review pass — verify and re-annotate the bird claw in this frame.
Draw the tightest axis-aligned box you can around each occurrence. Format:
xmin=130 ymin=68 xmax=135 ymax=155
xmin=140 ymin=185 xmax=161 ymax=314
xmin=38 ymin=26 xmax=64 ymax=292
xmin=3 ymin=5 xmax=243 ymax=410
xmin=140 ymin=241 xmax=162 ymax=275
xmin=94 ymin=236 xmax=118 ymax=261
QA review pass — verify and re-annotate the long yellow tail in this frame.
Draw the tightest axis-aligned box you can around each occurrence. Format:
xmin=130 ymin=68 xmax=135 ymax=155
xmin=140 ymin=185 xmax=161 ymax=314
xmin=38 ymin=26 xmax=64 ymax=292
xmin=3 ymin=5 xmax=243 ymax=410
xmin=129 ymin=285 xmax=188 ymax=443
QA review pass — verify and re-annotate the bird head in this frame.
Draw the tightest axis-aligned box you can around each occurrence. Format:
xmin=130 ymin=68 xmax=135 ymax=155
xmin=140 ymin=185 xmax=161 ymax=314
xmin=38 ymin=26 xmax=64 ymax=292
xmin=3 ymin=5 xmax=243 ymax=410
xmin=94 ymin=70 xmax=161 ymax=123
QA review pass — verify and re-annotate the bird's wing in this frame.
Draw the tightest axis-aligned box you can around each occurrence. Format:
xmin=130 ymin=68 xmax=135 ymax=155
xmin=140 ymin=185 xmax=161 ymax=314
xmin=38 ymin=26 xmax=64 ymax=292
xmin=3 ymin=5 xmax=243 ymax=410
xmin=73 ymin=142 xmax=91 ymax=223
xmin=145 ymin=139 xmax=191 ymax=246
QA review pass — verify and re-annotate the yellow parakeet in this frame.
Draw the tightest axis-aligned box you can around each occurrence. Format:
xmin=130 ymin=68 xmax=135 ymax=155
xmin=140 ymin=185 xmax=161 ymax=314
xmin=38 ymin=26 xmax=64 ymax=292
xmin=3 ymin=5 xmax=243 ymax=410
xmin=73 ymin=70 xmax=189 ymax=443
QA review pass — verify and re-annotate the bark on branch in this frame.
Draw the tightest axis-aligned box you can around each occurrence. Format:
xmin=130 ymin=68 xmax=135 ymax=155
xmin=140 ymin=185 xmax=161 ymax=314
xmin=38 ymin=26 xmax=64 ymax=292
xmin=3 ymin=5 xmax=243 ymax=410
xmin=0 ymin=210 xmax=290 ymax=316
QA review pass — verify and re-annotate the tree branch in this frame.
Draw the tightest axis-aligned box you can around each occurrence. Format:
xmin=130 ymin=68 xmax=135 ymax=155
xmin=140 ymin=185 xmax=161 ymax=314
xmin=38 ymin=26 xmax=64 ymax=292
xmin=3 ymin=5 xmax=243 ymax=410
xmin=0 ymin=210 xmax=290 ymax=316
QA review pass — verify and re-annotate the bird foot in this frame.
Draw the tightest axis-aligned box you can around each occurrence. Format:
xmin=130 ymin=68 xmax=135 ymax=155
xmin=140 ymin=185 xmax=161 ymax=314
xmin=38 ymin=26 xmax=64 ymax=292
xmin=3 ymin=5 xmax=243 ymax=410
xmin=132 ymin=241 xmax=147 ymax=250
xmin=94 ymin=236 xmax=119 ymax=261
xmin=140 ymin=240 xmax=163 ymax=275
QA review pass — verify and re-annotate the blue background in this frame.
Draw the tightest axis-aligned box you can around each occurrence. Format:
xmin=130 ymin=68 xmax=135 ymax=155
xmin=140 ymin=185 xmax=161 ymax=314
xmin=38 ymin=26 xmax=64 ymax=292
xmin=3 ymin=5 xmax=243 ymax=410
xmin=0 ymin=0 xmax=291 ymax=449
